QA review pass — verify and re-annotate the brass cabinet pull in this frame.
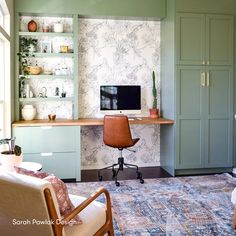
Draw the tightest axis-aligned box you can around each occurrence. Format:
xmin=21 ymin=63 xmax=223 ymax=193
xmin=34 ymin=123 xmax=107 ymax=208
xmin=206 ymin=72 xmax=210 ymax=86
xmin=201 ymin=72 xmax=206 ymax=86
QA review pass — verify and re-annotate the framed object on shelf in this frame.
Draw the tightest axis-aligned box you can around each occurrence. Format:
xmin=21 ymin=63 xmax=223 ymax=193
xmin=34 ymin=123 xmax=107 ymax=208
xmin=40 ymin=41 xmax=51 ymax=53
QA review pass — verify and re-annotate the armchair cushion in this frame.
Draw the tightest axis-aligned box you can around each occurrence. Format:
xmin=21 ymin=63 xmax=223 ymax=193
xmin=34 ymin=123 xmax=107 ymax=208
xmin=64 ymin=194 xmax=106 ymax=236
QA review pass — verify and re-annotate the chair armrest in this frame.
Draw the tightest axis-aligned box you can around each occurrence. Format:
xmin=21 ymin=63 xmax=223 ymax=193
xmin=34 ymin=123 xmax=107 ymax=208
xmin=61 ymin=187 xmax=112 ymax=225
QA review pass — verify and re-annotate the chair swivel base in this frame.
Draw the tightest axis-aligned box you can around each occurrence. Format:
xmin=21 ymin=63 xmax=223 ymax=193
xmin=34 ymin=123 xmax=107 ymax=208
xmin=98 ymin=157 xmax=144 ymax=186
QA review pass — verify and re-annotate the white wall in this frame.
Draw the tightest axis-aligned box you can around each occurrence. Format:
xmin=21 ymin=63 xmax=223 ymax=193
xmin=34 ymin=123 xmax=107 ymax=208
xmin=78 ymin=18 xmax=161 ymax=169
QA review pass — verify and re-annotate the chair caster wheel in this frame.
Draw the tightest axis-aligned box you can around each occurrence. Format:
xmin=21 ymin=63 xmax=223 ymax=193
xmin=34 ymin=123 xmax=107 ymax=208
xmin=137 ymin=173 xmax=142 ymax=180
xmin=98 ymin=176 xmax=103 ymax=181
xmin=115 ymin=182 xmax=120 ymax=186
xmin=140 ymin=179 xmax=144 ymax=184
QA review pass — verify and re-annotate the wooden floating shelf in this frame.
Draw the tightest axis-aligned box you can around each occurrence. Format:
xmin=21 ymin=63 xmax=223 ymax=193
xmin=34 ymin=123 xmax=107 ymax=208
xmin=19 ymin=97 xmax=74 ymax=102
xmin=19 ymin=75 xmax=73 ymax=79
xmin=19 ymin=32 xmax=73 ymax=37
xmin=32 ymin=52 xmax=74 ymax=57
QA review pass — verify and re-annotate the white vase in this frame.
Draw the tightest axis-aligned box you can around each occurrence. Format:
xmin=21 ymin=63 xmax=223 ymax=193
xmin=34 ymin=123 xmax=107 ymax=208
xmin=0 ymin=153 xmax=23 ymax=171
xmin=53 ymin=23 xmax=63 ymax=33
xmin=22 ymin=104 xmax=36 ymax=121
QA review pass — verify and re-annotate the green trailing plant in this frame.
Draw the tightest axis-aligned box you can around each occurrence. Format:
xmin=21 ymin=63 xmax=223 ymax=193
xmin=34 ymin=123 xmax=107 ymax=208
xmin=17 ymin=37 xmax=38 ymax=75
xmin=0 ymin=138 xmax=22 ymax=156
xmin=152 ymin=71 xmax=157 ymax=109
xmin=17 ymin=37 xmax=37 ymax=97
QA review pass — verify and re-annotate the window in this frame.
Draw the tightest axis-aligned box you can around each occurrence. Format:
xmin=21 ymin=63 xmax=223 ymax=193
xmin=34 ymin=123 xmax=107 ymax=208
xmin=0 ymin=6 xmax=3 ymax=28
xmin=0 ymin=38 xmax=3 ymax=138
xmin=0 ymin=0 xmax=10 ymax=139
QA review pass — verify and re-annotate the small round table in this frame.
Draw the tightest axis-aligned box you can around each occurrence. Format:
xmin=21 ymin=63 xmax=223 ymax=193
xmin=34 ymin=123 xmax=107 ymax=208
xmin=19 ymin=162 xmax=42 ymax=172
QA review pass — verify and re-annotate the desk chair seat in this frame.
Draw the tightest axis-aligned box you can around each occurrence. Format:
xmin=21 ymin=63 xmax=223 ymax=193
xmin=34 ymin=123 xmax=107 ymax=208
xmin=98 ymin=115 xmax=144 ymax=186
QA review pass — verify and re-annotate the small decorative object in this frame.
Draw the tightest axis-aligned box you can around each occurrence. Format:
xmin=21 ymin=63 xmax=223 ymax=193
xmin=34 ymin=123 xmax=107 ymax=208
xmin=21 ymin=104 xmax=36 ymax=121
xmin=54 ymin=64 xmax=61 ymax=75
xmin=38 ymin=87 xmax=47 ymax=98
xmin=42 ymin=23 xmax=50 ymax=32
xmin=61 ymin=92 xmax=66 ymax=98
xmin=60 ymin=65 xmax=68 ymax=75
xmin=28 ymin=20 xmax=37 ymax=32
xmin=25 ymin=83 xmax=30 ymax=98
xmin=0 ymin=137 xmax=22 ymax=171
xmin=60 ymin=45 xmax=69 ymax=53
xmin=53 ymin=22 xmax=63 ymax=33
xmin=27 ymin=66 xmax=42 ymax=75
xmin=40 ymin=41 xmax=51 ymax=53
xmin=48 ymin=114 xmax=56 ymax=120
xmin=43 ymin=69 xmax=53 ymax=75
xmin=149 ymin=71 xmax=159 ymax=119
xmin=55 ymin=87 xmax=59 ymax=96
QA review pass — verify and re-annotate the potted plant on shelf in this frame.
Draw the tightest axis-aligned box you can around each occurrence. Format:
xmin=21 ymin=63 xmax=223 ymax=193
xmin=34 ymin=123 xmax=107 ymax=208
xmin=149 ymin=71 xmax=159 ymax=119
xmin=17 ymin=37 xmax=38 ymax=97
xmin=0 ymin=138 xmax=23 ymax=171
xmin=17 ymin=37 xmax=38 ymax=74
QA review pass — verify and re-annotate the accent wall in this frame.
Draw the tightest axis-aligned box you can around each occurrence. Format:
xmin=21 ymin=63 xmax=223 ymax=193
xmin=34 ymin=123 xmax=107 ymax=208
xmin=78 ymin=18 xmax=161 ymax=169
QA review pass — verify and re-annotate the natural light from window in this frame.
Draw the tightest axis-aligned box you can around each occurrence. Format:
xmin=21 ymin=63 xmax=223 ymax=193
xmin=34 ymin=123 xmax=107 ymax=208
xmin=0 ymin=38 xmax=4 ymax=139
xmin=0 ymin=0 xmax=10 ymax=139
xmin=0 ymin=6 xmax=3 ymax=28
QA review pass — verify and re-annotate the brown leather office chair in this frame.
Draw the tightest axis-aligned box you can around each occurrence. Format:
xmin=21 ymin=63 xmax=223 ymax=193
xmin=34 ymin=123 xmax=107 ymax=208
xmin=98 ymin=115 xmax=144 ymax=186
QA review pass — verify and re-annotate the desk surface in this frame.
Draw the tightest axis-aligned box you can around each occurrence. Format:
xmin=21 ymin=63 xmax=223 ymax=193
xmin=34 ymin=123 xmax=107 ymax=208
xmin=12 ymin=117 xmax=175 ymax=127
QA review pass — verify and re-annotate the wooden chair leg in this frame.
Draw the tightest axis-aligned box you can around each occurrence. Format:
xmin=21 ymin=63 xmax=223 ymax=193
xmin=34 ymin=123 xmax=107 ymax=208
xmin=233 ymin=206 xmax=236 ymax=229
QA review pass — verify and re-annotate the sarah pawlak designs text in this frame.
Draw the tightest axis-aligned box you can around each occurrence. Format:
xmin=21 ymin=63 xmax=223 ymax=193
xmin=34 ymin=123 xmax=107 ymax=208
xmin=12 ymin=219 xmax=71 ymax=225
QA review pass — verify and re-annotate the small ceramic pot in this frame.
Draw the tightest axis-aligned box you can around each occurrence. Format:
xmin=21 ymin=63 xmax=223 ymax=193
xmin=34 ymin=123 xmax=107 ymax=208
xmin=22 ymin=105 xmax=36 ymax=121
xmin=53 ymin=23 xmax=63 ymax=33
xmin=0 ymin=153 xmax=23 ymax=171
xmin=149 ymin=108 xmax=159 ymax=119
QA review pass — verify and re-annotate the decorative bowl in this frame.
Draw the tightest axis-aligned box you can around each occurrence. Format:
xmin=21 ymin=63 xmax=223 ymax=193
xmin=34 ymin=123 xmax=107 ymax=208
xmin=28 ymin=66 xmax=42 ymax=75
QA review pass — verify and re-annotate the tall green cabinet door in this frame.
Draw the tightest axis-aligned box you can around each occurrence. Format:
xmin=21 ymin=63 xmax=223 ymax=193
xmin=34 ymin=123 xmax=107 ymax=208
xmin=204 ymin=66 xmax=233 ymax=167
xmin=176 ymin=13 xmax=205 ymax=65
xmin=176 ymin=66 xmax=204 ymax=169
xmin=205 ymin=15 xmax=234 ymax=66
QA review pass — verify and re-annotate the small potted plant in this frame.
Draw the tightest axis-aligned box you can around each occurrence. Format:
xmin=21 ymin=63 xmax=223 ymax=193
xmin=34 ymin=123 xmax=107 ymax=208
xmin=149 ymin=71 xmax=159 ymax=119
xmin=0 ymin=138 xmax=22 ymax=171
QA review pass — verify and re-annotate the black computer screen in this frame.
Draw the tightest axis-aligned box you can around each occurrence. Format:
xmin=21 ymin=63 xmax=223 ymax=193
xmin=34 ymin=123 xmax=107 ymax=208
xmin=100 ymin=85 xmax=141 ymax=111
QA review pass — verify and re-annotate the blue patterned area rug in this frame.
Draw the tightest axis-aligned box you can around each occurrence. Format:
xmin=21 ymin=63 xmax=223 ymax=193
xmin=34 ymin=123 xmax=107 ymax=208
xmin=66 ymin=174 xmax=236 ymax=235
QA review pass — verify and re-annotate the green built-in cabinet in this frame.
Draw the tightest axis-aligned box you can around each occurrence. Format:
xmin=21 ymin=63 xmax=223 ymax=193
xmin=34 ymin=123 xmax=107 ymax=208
xmin=13 ymin=126 xmax=81 ymax=181
xmin=176 ymin=66 xmax=233 ymax=169
xmin=176 ymin=13 xmax=234 ymax=66
xmin=13 ymin=12 xmax=80 ymax=180
xmin=161 ymin=4 xmax=234 ymax=175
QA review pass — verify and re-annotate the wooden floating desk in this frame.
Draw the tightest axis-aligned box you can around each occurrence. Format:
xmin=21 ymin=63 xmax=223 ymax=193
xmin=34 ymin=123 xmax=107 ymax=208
xmin=12 ymin=117 xmax=175 ymax=127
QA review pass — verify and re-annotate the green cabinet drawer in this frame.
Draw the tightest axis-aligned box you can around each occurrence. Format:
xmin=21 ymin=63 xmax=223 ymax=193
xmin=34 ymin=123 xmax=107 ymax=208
xmin=23 ymin=152 xmax=80 ymax=180
xmin=14 ymin=126 xmax=78 ymax=154
xmin=13 ymin=126 xmax=81 ymax=180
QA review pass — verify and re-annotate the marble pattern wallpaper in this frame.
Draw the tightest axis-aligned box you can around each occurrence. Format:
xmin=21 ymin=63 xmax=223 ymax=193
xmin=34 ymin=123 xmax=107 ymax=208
xmin=78 ymin=18 xmax=161 ymax=169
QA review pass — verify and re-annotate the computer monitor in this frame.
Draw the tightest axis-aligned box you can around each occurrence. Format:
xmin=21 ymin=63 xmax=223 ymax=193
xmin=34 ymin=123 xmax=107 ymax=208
xmin=100 ymin=85 xmax=141 ymax=115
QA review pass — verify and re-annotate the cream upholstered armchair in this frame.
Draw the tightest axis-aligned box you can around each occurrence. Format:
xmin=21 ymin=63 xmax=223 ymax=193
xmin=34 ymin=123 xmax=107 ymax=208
xmin=0 ymin=171 xmax=114 ymax=236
